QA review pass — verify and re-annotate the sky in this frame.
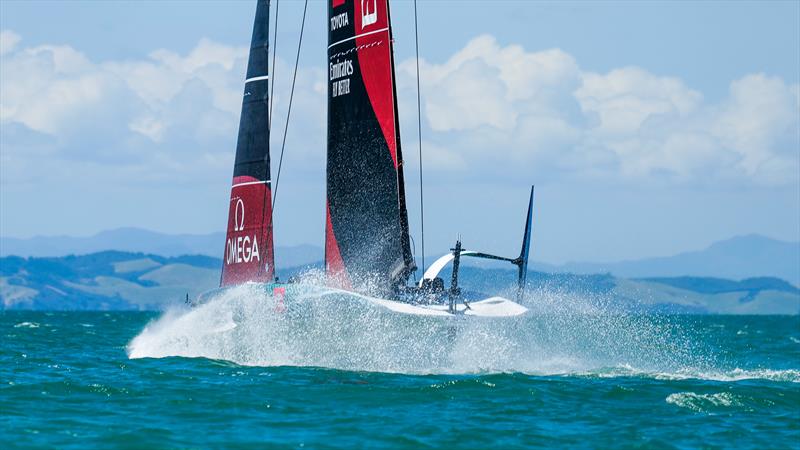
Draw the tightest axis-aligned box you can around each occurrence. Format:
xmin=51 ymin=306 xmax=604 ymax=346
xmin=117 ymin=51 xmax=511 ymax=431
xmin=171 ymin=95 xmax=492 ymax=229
xmin=1 ymin=0 xmax=799 ymax=265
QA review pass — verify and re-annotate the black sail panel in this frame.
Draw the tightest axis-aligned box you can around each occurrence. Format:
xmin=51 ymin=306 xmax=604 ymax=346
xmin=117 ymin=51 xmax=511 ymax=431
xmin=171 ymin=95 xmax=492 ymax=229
xmin=326 ymin=0 xmax=414 ymax=295
xmin=221 ymin=0 xmax=274 ymax=286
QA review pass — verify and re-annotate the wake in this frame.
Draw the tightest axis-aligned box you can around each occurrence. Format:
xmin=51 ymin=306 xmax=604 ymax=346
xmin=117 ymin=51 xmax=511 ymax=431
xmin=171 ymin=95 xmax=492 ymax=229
xmin=126 ymin=279 xmax=795 ymax=382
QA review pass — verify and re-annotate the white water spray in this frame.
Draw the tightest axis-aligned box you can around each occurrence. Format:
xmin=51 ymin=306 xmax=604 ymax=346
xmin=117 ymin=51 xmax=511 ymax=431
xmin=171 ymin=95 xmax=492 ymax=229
xmin=127 ymin=272 xmax=725 ymax=376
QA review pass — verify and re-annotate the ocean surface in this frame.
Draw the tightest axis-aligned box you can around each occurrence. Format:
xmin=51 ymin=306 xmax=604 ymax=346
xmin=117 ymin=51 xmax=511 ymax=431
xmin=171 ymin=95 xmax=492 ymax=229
xmin=3 ymin=292 xmax=799 ymax=448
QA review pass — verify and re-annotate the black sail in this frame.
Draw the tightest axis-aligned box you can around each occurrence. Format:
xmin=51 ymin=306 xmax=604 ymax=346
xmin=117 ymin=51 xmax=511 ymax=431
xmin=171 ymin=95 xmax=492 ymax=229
xmin=325 ymin=0 xmax=415 ymax=295
xmin=221 ymin=0 xmax=274 ymax=286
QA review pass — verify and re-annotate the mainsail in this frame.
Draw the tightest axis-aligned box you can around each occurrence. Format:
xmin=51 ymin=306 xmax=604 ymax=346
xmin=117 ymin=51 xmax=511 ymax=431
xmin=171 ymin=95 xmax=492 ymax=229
xmin=326 ymin=0 xmax=415 ymax=294
xmin=221 ymin=0 xmax=274 ymax=286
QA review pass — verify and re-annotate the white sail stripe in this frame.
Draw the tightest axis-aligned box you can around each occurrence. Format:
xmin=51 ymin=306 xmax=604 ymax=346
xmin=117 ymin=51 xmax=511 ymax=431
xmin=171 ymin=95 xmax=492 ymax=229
xmin=328 ymin=27 xmax=389 ymax=49
xmin=232 ymin=180 xmax=271 ymax=188
xmin=244 ymin=75 xmax=270 ymax=83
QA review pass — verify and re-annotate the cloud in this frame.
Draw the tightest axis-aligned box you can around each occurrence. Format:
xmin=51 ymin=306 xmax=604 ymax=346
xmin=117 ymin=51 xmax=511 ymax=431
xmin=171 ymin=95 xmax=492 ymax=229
xmin=712 ymin=74 xmax=800 ymax=182
xmin=0 ymin=30 xmax=21 ymax=56
xmin=403 ymin=35 xmax=581 ymax=133
xmin=1 ymin=31 xmax=797 ymax=191
xmin=576 ymin=67 xmax=703 ymax=136
xmin=0 ymin=30 xmax=326 ymax=190
xmin=398 ymin=35 xmax=799 ymax=186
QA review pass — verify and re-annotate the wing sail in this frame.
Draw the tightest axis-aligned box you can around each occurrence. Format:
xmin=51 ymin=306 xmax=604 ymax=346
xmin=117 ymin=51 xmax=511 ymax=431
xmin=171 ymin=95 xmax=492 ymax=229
xmin=325 ymin=0 xmax=415 ymax=295
xmin=221 ymin=0 xmax=274 ymax=286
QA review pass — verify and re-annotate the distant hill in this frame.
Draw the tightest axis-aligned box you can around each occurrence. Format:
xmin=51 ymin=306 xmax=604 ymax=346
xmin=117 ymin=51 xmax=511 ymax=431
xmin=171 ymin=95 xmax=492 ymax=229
xmin=0 ymin=228 xmax=322 ymax=269
xmin=0 ymin=251 xmax=220 ymax=310
xmin=0 ymin=228 xmax=222 ymax=258
xmin=2 ymin=230 xmax=797 ymax=284
xmin=1 ymin=251 xmax=797 ymax=314
xmin=552 ymin=234 xmax=799 ymax=285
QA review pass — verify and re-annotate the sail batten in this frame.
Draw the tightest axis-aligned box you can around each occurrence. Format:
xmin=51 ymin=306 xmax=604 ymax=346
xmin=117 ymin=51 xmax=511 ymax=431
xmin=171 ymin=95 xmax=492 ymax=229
xmin=326 ymin=0 xmax=415 ymax=295
xmin=221 ymin=0 xmax=274 ymax=287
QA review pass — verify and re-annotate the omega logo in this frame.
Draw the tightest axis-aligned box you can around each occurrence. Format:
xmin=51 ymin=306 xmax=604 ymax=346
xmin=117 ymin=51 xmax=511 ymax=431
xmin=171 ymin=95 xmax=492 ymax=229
xmin=226 ymin=197 xmax=260 ymax=265
xmin=234 ymin=198 xmax=245 ymax=232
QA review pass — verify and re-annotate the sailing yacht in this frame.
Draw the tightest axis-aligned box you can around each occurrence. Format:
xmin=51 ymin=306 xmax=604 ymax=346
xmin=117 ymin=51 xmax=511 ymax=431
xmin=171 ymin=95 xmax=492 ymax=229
xmin=199 ymin=0 xmax=531 ymax=317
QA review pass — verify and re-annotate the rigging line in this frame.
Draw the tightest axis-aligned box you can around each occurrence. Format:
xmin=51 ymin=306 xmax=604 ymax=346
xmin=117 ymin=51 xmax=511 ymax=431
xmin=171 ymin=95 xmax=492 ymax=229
xmin=268 ymin=0 xmax=279 ymax=131
xmin=272 ymin=0 xmax=307 ymax=211
xmin=413 ymin=0 xmax=425 ymax=273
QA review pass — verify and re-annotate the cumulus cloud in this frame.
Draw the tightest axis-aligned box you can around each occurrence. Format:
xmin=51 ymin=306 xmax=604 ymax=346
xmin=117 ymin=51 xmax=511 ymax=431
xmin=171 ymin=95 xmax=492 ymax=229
xmin=712 ymin=74 xmax=800 ymax=181
xmin=0 ymin=30 xmax=325 ymax=189
xmin=1 ymin=31 xmax=797 ymax=191
xmin=397 ymin=35 xmax=799 ymax=186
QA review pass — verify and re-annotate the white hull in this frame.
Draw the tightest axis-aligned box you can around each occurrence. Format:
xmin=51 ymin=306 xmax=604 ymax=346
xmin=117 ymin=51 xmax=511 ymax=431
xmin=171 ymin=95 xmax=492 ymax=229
xmin=363 ymin=294 xmax=529 ymax=317
xmin=286 ymin=284 xmax=528 ymax=318
xmin=197 ymin=282 xmax=529 ymax=318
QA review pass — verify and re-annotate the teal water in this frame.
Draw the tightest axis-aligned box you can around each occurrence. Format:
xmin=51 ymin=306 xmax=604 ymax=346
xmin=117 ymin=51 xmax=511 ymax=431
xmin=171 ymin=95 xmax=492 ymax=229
xmin=2 ymin=307 xmax=799 ymax=448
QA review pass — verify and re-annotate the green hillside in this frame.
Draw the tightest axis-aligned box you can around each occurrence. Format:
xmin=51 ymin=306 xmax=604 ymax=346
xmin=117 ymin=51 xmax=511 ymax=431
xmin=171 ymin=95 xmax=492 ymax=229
xmin=1 ymin=252 xmax=219 ymax=310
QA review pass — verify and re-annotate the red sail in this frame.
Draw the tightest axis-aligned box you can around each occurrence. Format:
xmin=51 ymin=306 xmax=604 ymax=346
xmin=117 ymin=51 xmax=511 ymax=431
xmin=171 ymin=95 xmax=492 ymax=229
xmin=220 ymin=0 xmax=274 ymax=286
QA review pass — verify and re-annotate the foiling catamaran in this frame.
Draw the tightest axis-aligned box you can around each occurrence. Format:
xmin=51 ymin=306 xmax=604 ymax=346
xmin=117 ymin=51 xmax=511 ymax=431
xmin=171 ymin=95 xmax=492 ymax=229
xmin=196 ymin=0 xmax=533 ymax=317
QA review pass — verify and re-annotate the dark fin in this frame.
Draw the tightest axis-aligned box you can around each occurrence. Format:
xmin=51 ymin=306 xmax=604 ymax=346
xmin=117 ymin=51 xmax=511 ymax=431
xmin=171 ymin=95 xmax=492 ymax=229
xmin=516 ymin=186 xmax=535 ymax=302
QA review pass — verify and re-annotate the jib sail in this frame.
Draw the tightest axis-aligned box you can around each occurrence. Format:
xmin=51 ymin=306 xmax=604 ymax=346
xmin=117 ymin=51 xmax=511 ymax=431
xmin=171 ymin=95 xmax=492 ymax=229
xmin=326 ymin=0 xmax=415 ymax=295
xmin=220 ymin=0 xmax=274 ymax=287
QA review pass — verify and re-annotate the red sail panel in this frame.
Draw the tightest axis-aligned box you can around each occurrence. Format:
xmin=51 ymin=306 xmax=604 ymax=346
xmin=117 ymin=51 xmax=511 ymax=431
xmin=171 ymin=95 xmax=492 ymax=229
xmin=221 ymin=176 xmax=274 ymax=285
xmin=220 ymin=0 xmax=274 ymax=287
xmin=325 ymin=201 xmax=351 ymax=290
xmin=354 ymin=0 xmax=397 ymax=168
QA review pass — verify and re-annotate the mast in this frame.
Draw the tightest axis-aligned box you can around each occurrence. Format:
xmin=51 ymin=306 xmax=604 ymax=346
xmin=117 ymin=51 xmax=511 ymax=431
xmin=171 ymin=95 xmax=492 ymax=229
xmin=220 ymin=0 xmax=274 ymax=286
xmin=326 ymin=0 xmax=415 ymax=295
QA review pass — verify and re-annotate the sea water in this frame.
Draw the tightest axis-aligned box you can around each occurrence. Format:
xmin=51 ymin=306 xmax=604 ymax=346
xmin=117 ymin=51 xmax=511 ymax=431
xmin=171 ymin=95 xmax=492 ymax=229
xmin=2 ymin=289 xmax=799 ymax=448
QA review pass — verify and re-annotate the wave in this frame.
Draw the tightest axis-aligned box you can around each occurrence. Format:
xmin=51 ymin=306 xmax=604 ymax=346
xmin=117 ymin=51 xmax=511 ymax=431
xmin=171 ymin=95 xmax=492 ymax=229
xmin=127 ymin=282 xmax=796 ymax=381
xmin=661 ymin=368 xmax=800 ymax=383
xmin=666 ymin=392 xmax=744 ymax=412
xmin=569 ymin=365 xmax=800 ymax=383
